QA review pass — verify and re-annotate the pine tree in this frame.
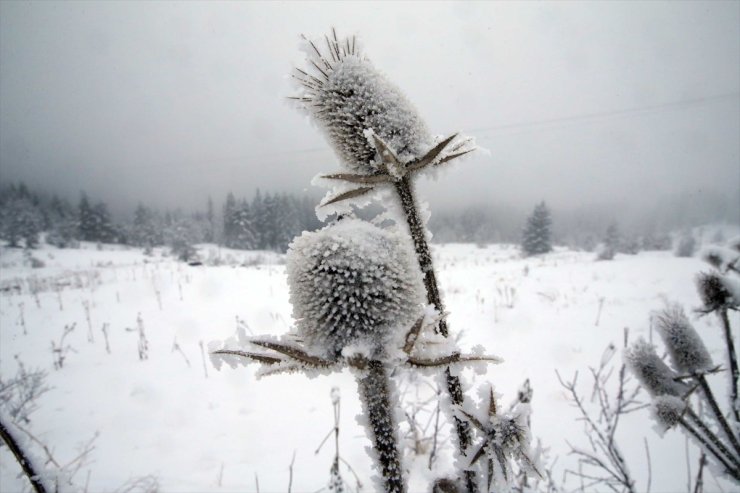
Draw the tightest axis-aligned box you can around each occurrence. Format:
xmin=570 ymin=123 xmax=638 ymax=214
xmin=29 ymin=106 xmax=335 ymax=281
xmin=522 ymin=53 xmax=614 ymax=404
xmin=92 ymin=201 xmax=116 ymax=243
xmin=2 ymin=196 xmax=43 ymax=248
xmin=205 ymin=196 xmax=215 ymax=243
xmin=222 ymin=193 xmax=237 ymax=248
xmin=232 ymin=201 xmax=257 ymax=250
xmin=46 ymin=196 xmax=78 ymax=248
xmin=163 ymin=210 xmax=198 ymax=261
xmin=521 ymin=201 xmax=553 ymax=256
xmin=78 ymin=194 xmax=95 ymax=241
xmin=131 ymin=204 xmax=161 ymax=248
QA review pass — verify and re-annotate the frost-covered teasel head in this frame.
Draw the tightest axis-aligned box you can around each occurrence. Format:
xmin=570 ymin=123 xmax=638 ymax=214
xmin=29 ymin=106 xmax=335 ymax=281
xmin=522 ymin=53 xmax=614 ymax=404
xmin=286 ymin=218 xmax=424 ymax=359
xmin=624 ymin=338 xmax=688 ymax=397
xmin=654 ymin=304 xmax=713 ymax=374
xmin=292 ymin=31 xmax=433 ymax=174
xmin=696 ymin=272 xmax=738 ymax=312
xmin=651 ymin=395 xmax=686 ymax=434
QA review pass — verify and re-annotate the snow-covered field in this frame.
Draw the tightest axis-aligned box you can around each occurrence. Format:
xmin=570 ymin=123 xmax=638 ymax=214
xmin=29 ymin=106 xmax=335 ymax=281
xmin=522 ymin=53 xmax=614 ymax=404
xmin=1 ymin=241 xmax=737 ymax=492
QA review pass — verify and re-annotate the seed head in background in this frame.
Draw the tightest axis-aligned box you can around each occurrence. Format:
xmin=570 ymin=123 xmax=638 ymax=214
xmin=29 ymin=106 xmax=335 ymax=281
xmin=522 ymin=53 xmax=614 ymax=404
xmin=291 ymin=30 xmax=434 ymax=175
xmin=286 ymin=218 xmax=424 ymax=359
xmin=654 ymin=304 xmax=713 ymax=375
xmin=624 ymin=338 xmax=689 ymax=397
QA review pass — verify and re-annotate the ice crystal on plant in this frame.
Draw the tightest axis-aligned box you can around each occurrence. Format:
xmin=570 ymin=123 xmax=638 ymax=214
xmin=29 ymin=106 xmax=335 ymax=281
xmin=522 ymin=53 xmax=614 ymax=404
xmin=654 ymin=304 xmax=713 ymax=374
xmin=624 ymin=338 xmax=688 ymax=397
xmin=292 ymin=32 xmax=433 ymax=174
xmin=286 ymin=218 xmax=424 ymax=359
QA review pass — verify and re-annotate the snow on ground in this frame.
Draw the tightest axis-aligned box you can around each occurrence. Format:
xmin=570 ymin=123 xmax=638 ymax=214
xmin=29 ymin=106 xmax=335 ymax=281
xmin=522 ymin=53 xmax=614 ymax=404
xmin=1 ymin=241 xmax=737 ymax=492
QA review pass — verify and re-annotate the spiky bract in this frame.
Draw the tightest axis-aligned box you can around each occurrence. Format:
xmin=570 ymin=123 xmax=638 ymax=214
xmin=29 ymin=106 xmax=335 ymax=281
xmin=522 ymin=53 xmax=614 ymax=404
xmin=654 ymin=305 xmax=713 ymax=374
xmin=624 ymin=338 xmax=688 ymax=397
xmin=286 ymin=219 xmax=424 ymax=359
xmin=293 ymin=32 xmax=433 ymax=174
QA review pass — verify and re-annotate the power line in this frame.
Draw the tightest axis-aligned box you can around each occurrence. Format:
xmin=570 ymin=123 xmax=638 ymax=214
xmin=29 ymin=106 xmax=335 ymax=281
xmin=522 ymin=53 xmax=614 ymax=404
xmin=468 ymin=91 xmax=739 ymax=136
xmin=123 ymin=91 xmax=740 ymax=171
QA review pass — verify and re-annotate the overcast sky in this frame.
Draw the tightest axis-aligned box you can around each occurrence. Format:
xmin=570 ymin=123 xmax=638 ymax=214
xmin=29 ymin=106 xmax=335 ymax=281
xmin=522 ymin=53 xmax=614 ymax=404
xmin=1 ymin=1 xmax=738 ymax=215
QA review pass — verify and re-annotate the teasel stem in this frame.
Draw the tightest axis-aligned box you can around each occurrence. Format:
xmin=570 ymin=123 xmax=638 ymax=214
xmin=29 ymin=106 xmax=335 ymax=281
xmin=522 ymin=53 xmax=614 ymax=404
xmin=393 ymin=175 xmax=478 ymax=493
xmin=685 ymin=407 xmax=740 ymax=470
xmin=679 ymin=413 xmax=740 ymax=480
xmin=0 ymin=414 xmax=49 ymax=493
xmin=357 ymin=359 xmax=406 ymax=493
xmin=718 ymin=308 xmax=739 ymax=425
xmin=694 ymin=374 xmax=740 ymax=457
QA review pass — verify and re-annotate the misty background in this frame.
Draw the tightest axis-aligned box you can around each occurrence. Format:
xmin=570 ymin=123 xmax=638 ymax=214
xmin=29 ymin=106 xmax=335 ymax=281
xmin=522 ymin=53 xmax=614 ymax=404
xmin=1 ymin=1 xmax=738 ymax=243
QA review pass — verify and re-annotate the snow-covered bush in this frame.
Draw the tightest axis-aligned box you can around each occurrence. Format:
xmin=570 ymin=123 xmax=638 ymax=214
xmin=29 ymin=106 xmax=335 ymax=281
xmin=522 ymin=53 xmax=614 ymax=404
xmin=594 ymin=242 xmax=615 ymax=261
xmin=674 ymin=231 xmax=697 ymax=257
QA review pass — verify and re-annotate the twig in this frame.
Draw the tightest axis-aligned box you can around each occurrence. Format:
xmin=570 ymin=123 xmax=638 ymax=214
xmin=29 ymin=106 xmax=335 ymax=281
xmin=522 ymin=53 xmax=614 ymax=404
xmin=288 ymin=451 xmax=296 ymax=493
xmin=693 ymin=452 xmax=707 ymax=493
xmin=199 ymin=341 xmax=209 ymax=378
xmin=101 ymin=323 xmax=111 ymax=354
xmin=718 ymin=308 xmax=739 ymax=425
xmin=644 ymin=438 xmax=651 ymax=493
xmin=695 ymin=375 xmax=740 ymax=457
xmin=595 ymin=297 xmax=605 ymax=326
xmin=171 ymin=338 xmax=191 ymax=367
xmin=0 ymin=413 xmax=49 ymax=493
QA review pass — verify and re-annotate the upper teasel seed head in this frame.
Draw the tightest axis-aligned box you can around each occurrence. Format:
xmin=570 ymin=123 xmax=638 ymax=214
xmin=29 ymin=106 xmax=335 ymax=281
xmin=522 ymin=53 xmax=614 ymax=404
xmin=654 ymin=304 xmax=713 ymax=374
xmin=624 ymin=338 xmax=689 ymax=397
xmin=286 ymin=218 xmax=424 ymax=359
xmin=696 ymin=271 xmax=737 ymax=312
xmin=292 ymin=30 xmax=433 ymax=175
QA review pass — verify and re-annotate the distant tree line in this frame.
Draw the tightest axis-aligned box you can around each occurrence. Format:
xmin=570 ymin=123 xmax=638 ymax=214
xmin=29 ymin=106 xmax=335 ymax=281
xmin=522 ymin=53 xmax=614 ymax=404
xmin=0 ymin=183 xmax=321 ymax=257
xmin=429 ymin=189 xmax=738 ymax=253
xmin=1 ymin=182 xmax=736 ymax=257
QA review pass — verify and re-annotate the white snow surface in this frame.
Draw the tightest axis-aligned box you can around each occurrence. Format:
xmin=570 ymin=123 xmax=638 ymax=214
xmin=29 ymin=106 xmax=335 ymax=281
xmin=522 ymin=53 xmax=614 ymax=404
xmin=1 ymin=241 xmax=738 ymax=492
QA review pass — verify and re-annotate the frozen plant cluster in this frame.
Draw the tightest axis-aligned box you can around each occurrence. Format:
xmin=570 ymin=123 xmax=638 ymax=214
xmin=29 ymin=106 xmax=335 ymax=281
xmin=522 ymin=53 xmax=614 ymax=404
xmin=212 ymin=30 xmax=520 ymax=493
xmin=624 ymin=237 xmax=740 ymax=483
xmin=287 ymin=218 xmax=424 ymax=359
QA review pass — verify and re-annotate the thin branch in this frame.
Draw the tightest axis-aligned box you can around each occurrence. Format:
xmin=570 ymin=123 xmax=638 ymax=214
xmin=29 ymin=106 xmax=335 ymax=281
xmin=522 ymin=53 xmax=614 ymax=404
xmin=321 ymin=172 xmax=391 ymax=185
xmin=406 ymin=353 xmax=502 ymax=368
xmin=248 ymin=339 xmax=333 ymax=367
xmin=0 ymin=415 xmax=49 ymax=493
xmin=678 ymin=416 xmax=740 ymax=480
xmin=718 ymin=308 xmax=739 ymax=425
xmin=320 ymin=186 xmax=375 ymax=207
xmin=695 ymin=375 xmax=740 ymax=457
xmin=644 ymin=438 xmax=652 ymax=493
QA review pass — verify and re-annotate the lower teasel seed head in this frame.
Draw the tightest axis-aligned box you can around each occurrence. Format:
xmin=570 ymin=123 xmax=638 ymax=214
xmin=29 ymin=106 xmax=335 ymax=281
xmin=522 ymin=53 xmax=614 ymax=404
xmin=286 ymin=219 xmax=424 ymax=359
